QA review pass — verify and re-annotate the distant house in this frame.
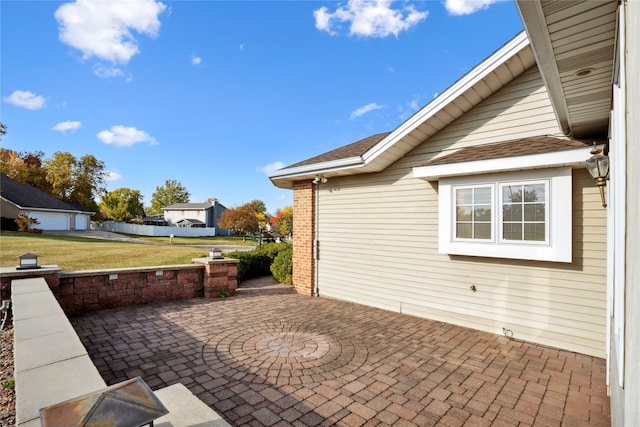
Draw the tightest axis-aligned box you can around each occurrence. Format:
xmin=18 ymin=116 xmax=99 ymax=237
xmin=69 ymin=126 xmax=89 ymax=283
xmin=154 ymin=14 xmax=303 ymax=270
xmin=141 ymin=214 xmax=167 ymax=226
xmin=0 ymin=174 xmax=93 ymax=231
xmin=163 ymin=201 xmax=231 ymax=235
xmin=271 ymin=5 xmax=640 ymax=424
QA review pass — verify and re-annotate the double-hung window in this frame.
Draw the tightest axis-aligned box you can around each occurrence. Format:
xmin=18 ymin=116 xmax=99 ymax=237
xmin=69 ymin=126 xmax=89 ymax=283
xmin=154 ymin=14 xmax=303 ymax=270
xmin=439 ymin=168 xmax=571 ymax=262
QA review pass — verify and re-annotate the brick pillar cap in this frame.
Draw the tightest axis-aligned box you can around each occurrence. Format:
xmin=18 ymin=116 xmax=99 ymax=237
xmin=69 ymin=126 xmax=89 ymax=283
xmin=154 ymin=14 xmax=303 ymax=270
xmin=192 ymin=258 xmax=239 ymax=265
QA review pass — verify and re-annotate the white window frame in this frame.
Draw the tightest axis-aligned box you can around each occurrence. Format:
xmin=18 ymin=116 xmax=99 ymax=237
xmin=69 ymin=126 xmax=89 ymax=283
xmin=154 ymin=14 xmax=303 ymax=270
xmin=498 ymin=180 xmax=550 ymax=245
xmin=453 ymin=184 xmax=495 ymax=242
xmin=439 ymin=168 xmax=572 ymax=262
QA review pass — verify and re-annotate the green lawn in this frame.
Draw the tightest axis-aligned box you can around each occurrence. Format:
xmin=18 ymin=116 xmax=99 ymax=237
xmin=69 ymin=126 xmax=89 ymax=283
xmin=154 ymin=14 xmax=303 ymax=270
xmin=0 ymin=231 xmax=211 ymax=271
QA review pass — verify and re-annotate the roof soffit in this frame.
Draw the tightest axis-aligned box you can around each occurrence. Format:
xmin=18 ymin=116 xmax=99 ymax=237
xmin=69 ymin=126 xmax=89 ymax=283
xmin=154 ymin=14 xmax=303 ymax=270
xmin=516 ymin=0 xmax=617 ymax=138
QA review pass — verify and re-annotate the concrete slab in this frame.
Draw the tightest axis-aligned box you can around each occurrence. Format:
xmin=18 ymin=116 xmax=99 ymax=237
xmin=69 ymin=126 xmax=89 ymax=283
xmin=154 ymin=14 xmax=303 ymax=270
xmin=16 ymin=418 xmax=41 ymax=427
xmin=11 ymin=291 xmax=65 ymax=321
xmin=154 ymin=384 xmax=231 ymax=427
xmin=14 ymin=328 xmax=88 ymax=372
xmin=10 ymin=277 xmax=51 ymax=295
xmin=13 ymin=313 xmax=77 ymax=342
xmin=15 ymin=355 xmax=106 ymax=425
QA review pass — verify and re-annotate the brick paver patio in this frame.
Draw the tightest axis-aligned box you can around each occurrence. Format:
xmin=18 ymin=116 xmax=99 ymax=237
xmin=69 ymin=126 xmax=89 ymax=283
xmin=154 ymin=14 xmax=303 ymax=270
xmin=71 ymin=276 xmax=610 ymax=426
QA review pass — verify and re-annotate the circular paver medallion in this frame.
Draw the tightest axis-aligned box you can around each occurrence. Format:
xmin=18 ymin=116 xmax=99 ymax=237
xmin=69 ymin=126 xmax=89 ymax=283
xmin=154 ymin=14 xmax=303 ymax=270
xmin=202 ymin=322 xmax=368 ymax=385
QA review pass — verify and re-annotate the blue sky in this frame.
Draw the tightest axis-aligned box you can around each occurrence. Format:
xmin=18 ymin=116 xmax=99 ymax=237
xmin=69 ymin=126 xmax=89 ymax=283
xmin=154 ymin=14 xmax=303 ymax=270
xmin=1 ymin=0 xmax=523 ymax=214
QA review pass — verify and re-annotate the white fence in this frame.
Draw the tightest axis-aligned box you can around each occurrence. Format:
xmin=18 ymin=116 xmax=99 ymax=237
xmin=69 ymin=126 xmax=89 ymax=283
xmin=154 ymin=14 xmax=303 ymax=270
xmin=92 ymin=221 xmax=217 ymax=237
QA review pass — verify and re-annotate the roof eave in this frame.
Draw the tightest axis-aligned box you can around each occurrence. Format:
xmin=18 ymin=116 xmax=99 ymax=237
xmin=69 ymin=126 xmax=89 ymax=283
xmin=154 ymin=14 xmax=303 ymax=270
xmin=412 ymin=146 xmax=592 ymax=181
xmin=271 ymin=31 xmax=533 ymax=190
xmin=364 ymin=31 xmax=532 ymax=164
xmin=19 ymin=206 xmax=95 ymax=215
xmin=269 ymin=156 xmax=365 ymax=189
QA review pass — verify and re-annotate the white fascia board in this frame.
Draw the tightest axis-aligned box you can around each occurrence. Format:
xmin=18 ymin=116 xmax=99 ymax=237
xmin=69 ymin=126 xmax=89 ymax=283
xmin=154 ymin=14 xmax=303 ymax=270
xmin=23 ymin=207 xmax=95 ymax=214
xmin=270 ymin=32 xmax=530 ymax=185
xmin=268 ymin=156 xmax=364 ymax=180
xmin=412 ymin=147 xmax=592 ymax=180
xmin=362 ymin=31 xmax=530 ymax=164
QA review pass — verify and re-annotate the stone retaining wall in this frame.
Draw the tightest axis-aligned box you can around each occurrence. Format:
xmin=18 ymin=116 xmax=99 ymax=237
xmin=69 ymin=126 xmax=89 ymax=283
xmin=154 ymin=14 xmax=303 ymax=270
xmin=57 ymin=266 xmax=206 ymax=315
xmin=1 ymin=257 xmax=239 ymax=314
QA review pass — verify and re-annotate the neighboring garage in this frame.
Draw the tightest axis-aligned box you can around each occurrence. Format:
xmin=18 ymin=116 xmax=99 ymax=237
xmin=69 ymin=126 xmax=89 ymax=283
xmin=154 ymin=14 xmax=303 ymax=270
xmin=27 ymin=212 xmax=69 ymax=231
xmin=0 ymin=174 xmax=93 ymax=231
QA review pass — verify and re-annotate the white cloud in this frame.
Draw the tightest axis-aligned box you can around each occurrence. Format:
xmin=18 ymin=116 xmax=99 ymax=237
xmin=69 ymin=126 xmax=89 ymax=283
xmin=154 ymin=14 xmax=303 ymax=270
xmin=239 ymin=43 xmax=245 ymax=51
xmin=350 ymin=102 xmax=383 ymax=120
xmin=52 ymin=120 xmax=82 ymax=133
xmin=55 ymin=0 xmax=166 ymax=64
xmin=97 ymin=125 xmax=158 ymax=147
xmin=105 ymin=171 xmax=123 ymax=181
xmin=445 ymin=0 xmax=502 ymax=16
xmin=93 ymin=64 xmax=130 ymax=80
xmin=257 ymin=161 xmax=286 ymax=175
xmin=314 ymin=0 xmax=428 ymax=38
xmin=397 ymin=95 xmax=423 ymax=120
xmin=3 ymin=90 xmax=46 ymax=110
xmin=191 ymin=55 xmax=202 ymax=65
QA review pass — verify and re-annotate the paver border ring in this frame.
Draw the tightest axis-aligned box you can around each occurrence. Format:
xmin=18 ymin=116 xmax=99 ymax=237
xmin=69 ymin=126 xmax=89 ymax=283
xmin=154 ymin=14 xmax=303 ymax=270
xmin=201 ymin=321 xmax=369 ymax=385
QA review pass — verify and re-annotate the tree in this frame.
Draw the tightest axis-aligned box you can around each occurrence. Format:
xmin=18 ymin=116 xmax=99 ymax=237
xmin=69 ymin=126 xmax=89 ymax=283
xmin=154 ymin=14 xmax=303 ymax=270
xmin=217 ymin=203 xmax=259 ymax=236
xmin=251 ymin=199 xmax=267 ymax=215
xmin=250 ymin=199 xmax=272 ymax=230
xmin=149 ymin=179 xmax=190 ymax=214
xmin=43 ymin=151 xmax=76 ymax=200
xmin=100 ymin=188 xmax=144 ymax=222
xmin=43 ymin=151 xmax=106 ymax=213
xmin=270 ymin=205 xmax=293 ymax=237
xmin=0 ymin=148 xmax=50 ymax=192
xmin=70 ymin=154 xmax=106 ymax=211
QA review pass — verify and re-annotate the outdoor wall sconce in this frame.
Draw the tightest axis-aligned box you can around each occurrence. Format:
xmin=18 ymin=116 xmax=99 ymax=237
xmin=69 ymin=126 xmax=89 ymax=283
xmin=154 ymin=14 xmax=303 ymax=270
xmin=585 ymin=143 xmax=609 ymax=208
xmin=209 ymin=247 xmax=223 ymax=259
xmin=17 ymin=253 xmax=40 ymax=270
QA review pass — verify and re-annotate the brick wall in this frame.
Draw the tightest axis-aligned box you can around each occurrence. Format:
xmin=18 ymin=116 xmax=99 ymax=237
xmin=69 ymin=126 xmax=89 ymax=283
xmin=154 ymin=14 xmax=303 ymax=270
xmin=56 ymin=266 xmax=206 ymax=314
xmin=2 ymin=259 xmax=240 ymax=315
xmin=293 ymin=180 xmax=315 ymax=296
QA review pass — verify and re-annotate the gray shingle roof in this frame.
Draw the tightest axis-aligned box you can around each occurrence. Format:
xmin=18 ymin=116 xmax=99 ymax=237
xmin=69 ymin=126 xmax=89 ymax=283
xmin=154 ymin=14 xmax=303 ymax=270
xmin=164 ymin=203 xmax=212 ymax=210
xmin=421 ymin=135 xmax=604 ymax=166
xmin=284 ymin=132 xmax=391 ymax=169
xmin=0 ymin=174 xmax=93 ymax=212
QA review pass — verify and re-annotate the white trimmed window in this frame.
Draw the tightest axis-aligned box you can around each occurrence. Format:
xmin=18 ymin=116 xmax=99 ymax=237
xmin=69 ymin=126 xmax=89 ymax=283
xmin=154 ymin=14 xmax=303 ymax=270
xmin=438 ymin=168 xmax=572 ymax=262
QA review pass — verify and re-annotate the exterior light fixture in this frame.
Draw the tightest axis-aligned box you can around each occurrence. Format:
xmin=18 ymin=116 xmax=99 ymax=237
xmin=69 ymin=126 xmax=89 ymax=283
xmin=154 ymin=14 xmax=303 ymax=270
xmin=17 ymin=253 xmax=40 ymax=270
xmin=209 ymin=247 xmax=223 ymax=259
xmin=40 ymin=377 xmax=168 ymax=427
xmin=312 ymin=175 xmax=327 ymax=184
xmin=575 ymin=68 xmax=594 ymax=77
xmin=586 ymin=143 xmax=609 ymax=208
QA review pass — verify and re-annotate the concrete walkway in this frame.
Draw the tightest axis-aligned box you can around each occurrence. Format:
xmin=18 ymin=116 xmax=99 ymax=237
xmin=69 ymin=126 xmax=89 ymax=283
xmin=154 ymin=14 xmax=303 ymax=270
xmin=71 ymin=277 xmax=610 ymax=426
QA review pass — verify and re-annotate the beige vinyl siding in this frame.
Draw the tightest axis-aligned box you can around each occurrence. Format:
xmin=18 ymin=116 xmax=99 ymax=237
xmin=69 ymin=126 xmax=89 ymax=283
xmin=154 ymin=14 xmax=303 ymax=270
xmin=315 ymin=67 xmax=607 ymax=357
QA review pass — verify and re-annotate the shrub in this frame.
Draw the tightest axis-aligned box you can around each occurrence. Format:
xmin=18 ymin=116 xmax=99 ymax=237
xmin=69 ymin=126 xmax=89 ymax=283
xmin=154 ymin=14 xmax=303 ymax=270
xmin=15 ymin=215 xmax=40 ymax=232
xmin=270 ymin=244 xmax=292 ymax=284
xmin=225 ymin=242 xmax=291 ymax=282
